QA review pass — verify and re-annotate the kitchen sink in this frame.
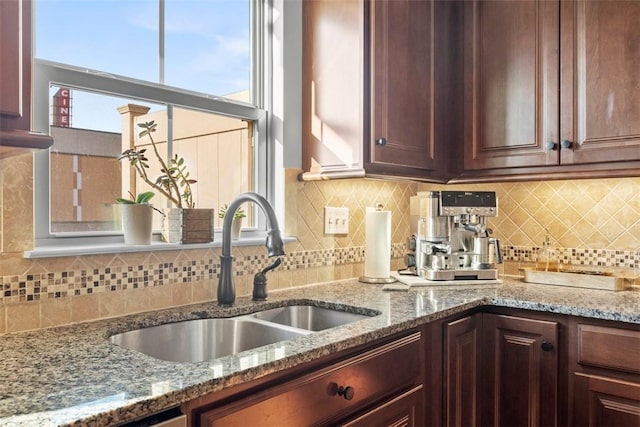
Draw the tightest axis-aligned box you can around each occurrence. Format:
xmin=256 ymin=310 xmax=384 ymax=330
xmin=250 ymin=305 xmax=371 ymax=331
xmin=109 ymin=318 xmax=309 ymax=363
xmin=109 ymin=304 xmax=377 ymax=363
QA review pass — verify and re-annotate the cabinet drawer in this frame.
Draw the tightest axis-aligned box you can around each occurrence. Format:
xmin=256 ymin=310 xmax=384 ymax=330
xmin=578 ymin=324 xmax=640 ymax=374
xmin=199 ymin=332 xmax=422 ymax=426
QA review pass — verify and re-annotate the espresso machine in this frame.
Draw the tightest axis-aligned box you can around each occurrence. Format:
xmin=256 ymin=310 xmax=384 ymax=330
xmin=406 ymin=191 xmax=502 ymax=280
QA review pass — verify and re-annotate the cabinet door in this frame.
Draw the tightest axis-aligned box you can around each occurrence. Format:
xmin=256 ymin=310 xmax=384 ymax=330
xmin=369 ymin=0 xmax=433 ymax=172
xmin=574 ymin=373 xmax=640 ymax=426
xmin=482 ymin=314 xmax=559 ymax=427
xmin=0 ymin=0 xmax=53 ymax=157
xmin=463 ymin=0 xmax=559 ymax=170
xmin=445 ymin=314 xmax=482 ymax=427
xmin=560 ymin=0 xmax=640 ymax=165
xmin=368 ymin=0 xmax=459 ymax=179
xmin=341 ymin=385 xmax=424 ymax=427
xmin=301 ymin=0 xmax=366 ymax=180
xmin=0 ymin=0 xmax=28 ymax=126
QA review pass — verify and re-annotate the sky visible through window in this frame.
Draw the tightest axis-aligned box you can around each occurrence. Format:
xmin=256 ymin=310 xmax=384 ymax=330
xmin=35 ymin=0 xmax=251 ymax=132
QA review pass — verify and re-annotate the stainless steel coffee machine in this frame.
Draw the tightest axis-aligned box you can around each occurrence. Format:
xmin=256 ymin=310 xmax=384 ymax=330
xmin=406 ymin=191 xmax=502 ymax=280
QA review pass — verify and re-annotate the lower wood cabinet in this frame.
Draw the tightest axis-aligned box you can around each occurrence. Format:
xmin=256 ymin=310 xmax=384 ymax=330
xmin=482 ymin=313 xmax=559 ymax=427
xmin=443 ymin=310 xmax=640 ymax=427
xmin=184 ymin=331 xmax=424 ymax=426
xmin=445 ymin=314 xmax=482 ymax=426
xmin=572 ymin=321 xmax=640 ymax=426
xmin=445 ymin=311 xmax=560 ymax=427
xmin=341 ymin=385 xmax=424 ymax=427
xmin=573 ymin=373 xmax=640 ymax=426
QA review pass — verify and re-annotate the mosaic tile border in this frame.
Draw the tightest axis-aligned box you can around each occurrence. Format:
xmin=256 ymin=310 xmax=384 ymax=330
xmin=1 ymin=244 xmax=637 ymax=305
xmin=503 ymin=246 xmax=639 ymax=269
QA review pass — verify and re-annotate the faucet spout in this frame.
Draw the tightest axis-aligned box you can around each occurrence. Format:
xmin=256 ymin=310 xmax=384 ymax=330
xmin=217 ymin=192 xmax=285 ymax=305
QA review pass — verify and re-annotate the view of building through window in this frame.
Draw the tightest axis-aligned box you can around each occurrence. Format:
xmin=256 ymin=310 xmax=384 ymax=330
xmin=36 ymin=0 xmax=256 ymax=235
xmin=48 ymin=86 xmax=253 ymax=233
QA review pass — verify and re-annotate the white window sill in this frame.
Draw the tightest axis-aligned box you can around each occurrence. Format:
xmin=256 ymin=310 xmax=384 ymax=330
xmin=24 ymin=234 xmax=297 ymax=259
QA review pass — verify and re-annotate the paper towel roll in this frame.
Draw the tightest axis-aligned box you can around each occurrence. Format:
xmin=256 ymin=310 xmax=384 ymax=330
xmin=362 ymin=207 xmax=391 ymax=280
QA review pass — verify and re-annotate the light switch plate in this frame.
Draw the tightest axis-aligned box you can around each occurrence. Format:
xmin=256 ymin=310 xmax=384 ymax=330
xmin=324 ymin=207 xmax=349 ymax=234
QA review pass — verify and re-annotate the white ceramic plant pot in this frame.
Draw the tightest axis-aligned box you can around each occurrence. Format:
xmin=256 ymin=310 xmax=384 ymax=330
xmin=161 ymin=208 xmax=183 ymax=243
xmin=121 ymin=204 xmax=153 ymax=245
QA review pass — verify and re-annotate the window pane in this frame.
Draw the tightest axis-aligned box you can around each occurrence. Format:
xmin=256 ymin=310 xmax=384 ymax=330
xmin=130 ymin=105 xmax=254 ymax=227
xmin=35 ymin=0 xmax=157 ymax=82
xmin=36 ymin=0 xmax=252 ymax=101
xmin=165 ymin=0 xmax=251 ymax=97
xmin=48 ymin=85 xmax=255 ymax=234
xmin=49 ymin=86 xmax=164 ymax=233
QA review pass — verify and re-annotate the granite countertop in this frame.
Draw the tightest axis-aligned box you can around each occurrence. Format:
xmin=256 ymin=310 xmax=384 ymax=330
xmin=0 ymin=276 xmax=638 ymax=426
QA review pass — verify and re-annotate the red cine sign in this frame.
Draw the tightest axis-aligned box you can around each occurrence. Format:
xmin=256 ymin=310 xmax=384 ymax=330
xmin=53 ymin=88 xmax=72 ymax=127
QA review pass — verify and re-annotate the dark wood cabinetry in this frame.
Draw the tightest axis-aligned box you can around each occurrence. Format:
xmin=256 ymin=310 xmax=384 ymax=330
xmin=445 ymin=313 xmax=482 ymax=427
xmin=442 ymin=311 xmax=640 ymax=427
xmin=184 ymin=331 xmax=424 ymax=427
xmin=365 ymin=0 xmax=460 ymax=181
xmin=0 ymin=0 xmax=53 ymax=158
xmin=482 ymin=313 xmax=559 ymax=427
xmin=462 ymin=0 xmax=640 ymax=179
xmin=571 ymin=321 xmax=640 ymax=426
xmin=301 ymin=0 xmax=461 ymax=182
xmin=444 ymin=311 xmax=561 ymax=427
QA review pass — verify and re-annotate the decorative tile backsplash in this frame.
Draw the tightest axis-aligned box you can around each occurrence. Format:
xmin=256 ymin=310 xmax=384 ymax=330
xmin=0 ymin=244 xmax=407 ymax=305
xmin=1 ymin=158 xmax=639 ymax=334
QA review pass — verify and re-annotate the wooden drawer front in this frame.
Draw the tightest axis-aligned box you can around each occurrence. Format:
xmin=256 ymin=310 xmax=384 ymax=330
xmin=200 ymin=332 xmax=422 ymax=426
xmin=578 ymin=324 xmax=640 ymax=374
xmin=574 ymin=373 xmax=640 ymax=426
xmin=340 ymin=385 xmax=424 ymax=427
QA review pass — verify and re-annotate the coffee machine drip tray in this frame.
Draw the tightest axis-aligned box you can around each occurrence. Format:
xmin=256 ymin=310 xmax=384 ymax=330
xmin=421 ymin=268 xmax=499 ymax=281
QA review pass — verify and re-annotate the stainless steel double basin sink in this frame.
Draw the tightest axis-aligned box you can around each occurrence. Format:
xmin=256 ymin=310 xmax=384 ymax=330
xmin=109 ymin=305 xmax=376 ymax=363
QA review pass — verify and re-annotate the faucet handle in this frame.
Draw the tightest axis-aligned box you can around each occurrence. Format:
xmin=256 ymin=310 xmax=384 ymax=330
xmin=252 ymin=257 xmax=283 ymax=301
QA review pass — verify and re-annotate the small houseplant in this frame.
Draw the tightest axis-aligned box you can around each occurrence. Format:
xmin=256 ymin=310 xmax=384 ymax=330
xmin=119 ymin=121 xmax=196 ymax=209
xmin=219 ymin=203 xmax=246 ymax=240
xmin=119 ymin=120 xmax=214 ymax=244
xmin=117 ymin=191 xmax=156 ymax=245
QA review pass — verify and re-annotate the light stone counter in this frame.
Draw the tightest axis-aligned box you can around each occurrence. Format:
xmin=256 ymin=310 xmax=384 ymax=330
xmin=0 ymin=277 xmax=638 ymax=426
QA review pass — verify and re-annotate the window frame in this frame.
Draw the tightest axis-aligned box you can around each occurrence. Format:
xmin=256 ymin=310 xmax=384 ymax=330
xmin=30 ymin=0 xmax=278 ymax=254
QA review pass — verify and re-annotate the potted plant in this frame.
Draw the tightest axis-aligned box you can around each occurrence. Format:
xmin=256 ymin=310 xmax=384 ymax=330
xmin=219 ymin=204 xmax=246 ymax=240
xmin=119 ymin=120 xmax=214 ymax=244
xmin=117 ymin=191 xmax=156 ymax=245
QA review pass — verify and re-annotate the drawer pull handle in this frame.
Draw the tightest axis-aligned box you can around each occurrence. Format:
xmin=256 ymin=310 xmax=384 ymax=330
xmin=541 ymin=341 xmax=554 ymax=352
xmin=337 ymin=385 xmax=355 ymax=400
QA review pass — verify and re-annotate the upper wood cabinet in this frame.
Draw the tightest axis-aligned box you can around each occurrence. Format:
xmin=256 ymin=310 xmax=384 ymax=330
xmin=365 ymin=0 xmax=461 ymax=181
xmin=301 ymin=0 xmax=366 ymax=180
xmin=301 ymin=0 xmax=461 ymax=182
xmin=462 ymin=0 xmax=640 ymax=178
xmin=0 ymin=0 xmax=53 ymax=158
xmin=560 ymin=1 xmax=640 ymax=166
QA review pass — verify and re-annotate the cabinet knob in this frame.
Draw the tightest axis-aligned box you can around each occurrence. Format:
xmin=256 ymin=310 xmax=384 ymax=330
xmin=376 ymin=137 xmax=387 ymax=146
xmin=544 ymin=141 xmax=557 ymax=150
xmin=541 ymin=341 xmax=554 ymax=352
xmin=560 ymin=139 xmax=572 ymax=149
xmin=337 ymin=385 xmax=355 ymax=400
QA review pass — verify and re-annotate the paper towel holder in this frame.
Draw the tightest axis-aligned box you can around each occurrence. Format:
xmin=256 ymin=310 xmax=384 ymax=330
xmin=359 ymin=203 xmax=396 ymax=284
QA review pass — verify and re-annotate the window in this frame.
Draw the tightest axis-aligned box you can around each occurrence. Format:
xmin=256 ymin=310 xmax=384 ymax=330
xmin=31 ymin=0 xmax=278 ymax=249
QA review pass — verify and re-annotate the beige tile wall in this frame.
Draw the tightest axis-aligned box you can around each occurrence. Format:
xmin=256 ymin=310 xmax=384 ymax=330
xmin=1 ymin=156 xmax=639 ymax=334
xmin=421 ymin=178 xmax=640 ymax=250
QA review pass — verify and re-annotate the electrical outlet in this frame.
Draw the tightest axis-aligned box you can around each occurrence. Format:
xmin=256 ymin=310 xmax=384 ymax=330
xmin=324 ymin=207 xmax=349 ymax=235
